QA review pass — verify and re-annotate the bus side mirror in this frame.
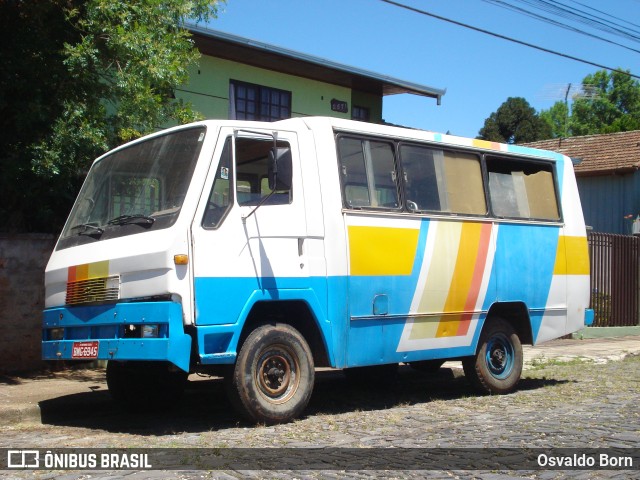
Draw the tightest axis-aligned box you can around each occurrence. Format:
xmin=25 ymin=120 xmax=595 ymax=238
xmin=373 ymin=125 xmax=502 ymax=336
xmin=268 ymin=147 xmax=292 ymax=191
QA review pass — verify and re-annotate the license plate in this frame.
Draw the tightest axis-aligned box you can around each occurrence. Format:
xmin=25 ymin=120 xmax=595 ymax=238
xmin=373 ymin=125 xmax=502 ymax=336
xmin=72 ymin=341 xmax=99 ymax=359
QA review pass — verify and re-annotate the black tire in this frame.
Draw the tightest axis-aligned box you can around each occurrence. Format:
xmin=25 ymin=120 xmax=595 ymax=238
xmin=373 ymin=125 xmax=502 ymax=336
xmin=227 ymin=324 xmax=314 ymax=424
xmin=106 ymin=361 xmax=188 ymax=410
xmin=410 ymin=359 xmax=445 ymax=374
xmin=462 ymin=318 xmax=523 ymax=394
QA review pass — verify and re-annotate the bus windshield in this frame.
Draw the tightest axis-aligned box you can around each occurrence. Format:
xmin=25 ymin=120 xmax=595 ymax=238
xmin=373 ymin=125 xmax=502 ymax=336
xmin=57 ymin=126 xmax=206 ymax=250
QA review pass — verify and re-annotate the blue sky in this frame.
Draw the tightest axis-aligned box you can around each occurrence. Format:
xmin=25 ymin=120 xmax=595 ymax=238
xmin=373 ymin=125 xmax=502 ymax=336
xmin=207 ymin=0 xmax=639 ymax=138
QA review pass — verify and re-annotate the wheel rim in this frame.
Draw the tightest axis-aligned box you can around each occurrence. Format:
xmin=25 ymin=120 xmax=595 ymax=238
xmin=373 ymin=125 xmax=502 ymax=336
xmin=256 ymin=346 xmax=300 ymax=404
xmin=484 ymin=333 xmax=514 ymax=379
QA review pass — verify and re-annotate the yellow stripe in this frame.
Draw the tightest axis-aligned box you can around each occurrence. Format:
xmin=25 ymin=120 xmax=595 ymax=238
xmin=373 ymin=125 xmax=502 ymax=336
xmin=472 ymin=139 xmax=500 ymax=150
xmin=554 ymin=236 xmax=589 ymax=275
xmin=75 ymin=261 xmax=109 ymax=281
xmin=418 ymin=222 xmax=462 ymax=314
xmin=348 ymin=226 xmax=419 ymax=276
xmin=408 ymin=316 xmax=441 ymax=340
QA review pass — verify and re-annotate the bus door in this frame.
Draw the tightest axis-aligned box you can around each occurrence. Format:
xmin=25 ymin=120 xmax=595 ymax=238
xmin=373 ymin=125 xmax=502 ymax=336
xmin=191 ymin=128 xmax=311 ymax=333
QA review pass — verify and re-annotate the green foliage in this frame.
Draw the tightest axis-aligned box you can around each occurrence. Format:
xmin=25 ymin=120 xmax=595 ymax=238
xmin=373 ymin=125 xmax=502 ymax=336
xmin=539 ymin=102 xmax=569 ymax=138
xmin=0 ymin=0 xmax=221 ymax=232
xmin=477 ymin=97 xmax=552 ymax=144
xmin=540 ymin=69 xmax=640 ymax=138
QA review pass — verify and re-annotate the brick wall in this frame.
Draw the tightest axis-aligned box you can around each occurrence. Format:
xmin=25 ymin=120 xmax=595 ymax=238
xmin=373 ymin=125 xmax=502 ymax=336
xmin=0 ymin=234 xmax=56 ymax=373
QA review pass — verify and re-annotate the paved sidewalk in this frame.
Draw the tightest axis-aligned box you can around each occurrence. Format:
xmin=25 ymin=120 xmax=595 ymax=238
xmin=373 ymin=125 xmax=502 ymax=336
xmin=1 ymin=336 xmax=639 ymax=426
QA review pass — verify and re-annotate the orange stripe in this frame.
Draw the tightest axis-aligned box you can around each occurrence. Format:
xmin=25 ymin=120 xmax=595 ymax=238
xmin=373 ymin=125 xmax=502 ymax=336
xmin=457 ymin=223 xmax=492 ymax=335
xmin=76 ymin=264 xmax=89 ymax=281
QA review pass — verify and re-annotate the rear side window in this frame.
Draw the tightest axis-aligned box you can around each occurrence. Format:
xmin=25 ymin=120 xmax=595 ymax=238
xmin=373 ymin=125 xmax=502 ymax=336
xmin=338 ymin=137 xmax=399 ymax=209
xmin=487 ymin=157 xmax=560 ymax=221
xmin=400 ymin=145 xmax=486 ymax=215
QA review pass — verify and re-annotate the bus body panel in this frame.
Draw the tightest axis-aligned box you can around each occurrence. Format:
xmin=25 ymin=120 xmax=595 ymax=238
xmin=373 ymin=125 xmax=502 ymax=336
xmin=42 ymin=117 xmax=591 ymax=378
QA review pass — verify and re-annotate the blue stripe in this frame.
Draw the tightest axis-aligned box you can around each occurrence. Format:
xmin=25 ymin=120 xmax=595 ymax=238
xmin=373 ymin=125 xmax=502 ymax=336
xmin=482 ymin=224 xmax=560 ymax=341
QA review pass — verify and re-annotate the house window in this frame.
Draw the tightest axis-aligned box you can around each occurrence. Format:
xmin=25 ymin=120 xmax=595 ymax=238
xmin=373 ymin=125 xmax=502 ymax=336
xmin=230 ymin=80 xmax=292 ymax=121
xmin=352 ymin=105 xmax=370 ymax=122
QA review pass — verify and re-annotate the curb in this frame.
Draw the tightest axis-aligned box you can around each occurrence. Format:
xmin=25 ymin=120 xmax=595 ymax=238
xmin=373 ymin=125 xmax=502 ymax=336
xmin=3 ymin=404 xmax=42 ymax=425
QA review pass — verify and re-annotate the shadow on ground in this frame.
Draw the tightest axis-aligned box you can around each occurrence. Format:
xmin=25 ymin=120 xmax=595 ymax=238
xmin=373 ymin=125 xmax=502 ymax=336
xmin=38 ymin=365 xmax=570 ymax=435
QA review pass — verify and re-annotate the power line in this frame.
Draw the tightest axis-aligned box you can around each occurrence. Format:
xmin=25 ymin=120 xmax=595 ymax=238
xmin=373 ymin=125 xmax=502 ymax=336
xmin=481 ymin=0 xmax=640 ymax=54
xmin=510 ymin=0 xmax=640 ymax=44
xmin=565 ymin=0 xmax=640 ymax=33
xmin=379 ymin=0 xmax=639 ymax=80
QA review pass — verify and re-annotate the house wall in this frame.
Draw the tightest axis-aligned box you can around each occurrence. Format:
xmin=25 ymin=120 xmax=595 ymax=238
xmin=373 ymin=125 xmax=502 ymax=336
xmin=0 ymin=234 xmax=56 ymax=373
xmin=177 ymin=55 xmax=382 ymax=122
xmin=577 ymin=172 xmax=640 ymax=234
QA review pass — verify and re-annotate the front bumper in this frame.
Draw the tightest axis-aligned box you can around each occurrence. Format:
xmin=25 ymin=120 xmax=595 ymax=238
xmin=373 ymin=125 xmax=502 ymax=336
xmin=42 ymin=301 xmax=192 ymax=372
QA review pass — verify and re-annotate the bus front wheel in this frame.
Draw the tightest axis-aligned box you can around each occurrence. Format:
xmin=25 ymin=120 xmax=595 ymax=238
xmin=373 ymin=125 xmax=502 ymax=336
xmin=462 ymin=318 xmax=523 ymax=394
xmin=227 ymin=323 xmax=315 ymax=424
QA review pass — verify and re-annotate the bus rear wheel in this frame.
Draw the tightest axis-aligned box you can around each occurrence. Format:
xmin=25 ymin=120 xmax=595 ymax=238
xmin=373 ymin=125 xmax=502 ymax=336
xmin=462 ymin=318 xmax=523 ymax=394
xmin=227 ymin=324 xmax=314 ymax=424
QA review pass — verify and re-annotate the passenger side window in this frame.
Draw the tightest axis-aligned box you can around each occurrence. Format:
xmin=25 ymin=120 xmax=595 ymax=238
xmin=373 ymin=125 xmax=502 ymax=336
xmin=235 ymin=137 xmax=292 ymax=206
xmin=338 ymin=137 xmax=399 ymax=209
xmin=487 ymin=157 xmax=560 ymax=221
xmin=400 ymin=145 xmax=486 ymax=215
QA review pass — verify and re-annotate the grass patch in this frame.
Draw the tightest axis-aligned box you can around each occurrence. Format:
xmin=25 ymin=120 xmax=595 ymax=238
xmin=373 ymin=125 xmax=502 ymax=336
xmin=527 ymin=355 xmax=594 ymax=370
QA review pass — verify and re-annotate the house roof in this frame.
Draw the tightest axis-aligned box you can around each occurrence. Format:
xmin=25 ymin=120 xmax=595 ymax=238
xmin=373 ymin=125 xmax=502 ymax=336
xmin=189 ymin=26 xmax=446 ymax=104
xmin=523 ymin=130 xmax=640 ymax=176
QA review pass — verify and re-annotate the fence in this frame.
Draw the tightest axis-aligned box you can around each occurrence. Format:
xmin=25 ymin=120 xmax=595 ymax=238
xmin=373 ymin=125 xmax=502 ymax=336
xmin=588 ymin=232 xmax=640 ymax=327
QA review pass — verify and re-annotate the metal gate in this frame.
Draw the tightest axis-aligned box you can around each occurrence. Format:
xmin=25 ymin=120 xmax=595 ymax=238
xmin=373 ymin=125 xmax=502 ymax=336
xmin=588 ymin=232 xmax=640 ymax=327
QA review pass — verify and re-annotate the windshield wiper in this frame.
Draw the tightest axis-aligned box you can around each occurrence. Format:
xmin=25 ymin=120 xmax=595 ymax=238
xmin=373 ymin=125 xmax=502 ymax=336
xmin=70 ymin=223 xmax=104 ymax=236
xmin=107 ymin=214 xmax=155 ymax=226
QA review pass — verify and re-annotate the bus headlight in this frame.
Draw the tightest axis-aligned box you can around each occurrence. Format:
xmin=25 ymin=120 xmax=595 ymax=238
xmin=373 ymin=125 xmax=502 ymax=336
xmin=141 ymin=325 xmax=159 ymax=338
xmin=49 ymin=328 xmax=64 ymax=341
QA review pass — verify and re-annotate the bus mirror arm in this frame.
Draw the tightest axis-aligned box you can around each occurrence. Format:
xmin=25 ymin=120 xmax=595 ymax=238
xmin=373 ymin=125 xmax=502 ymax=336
xmin=268 ymin=147 xmax=292 ymax=191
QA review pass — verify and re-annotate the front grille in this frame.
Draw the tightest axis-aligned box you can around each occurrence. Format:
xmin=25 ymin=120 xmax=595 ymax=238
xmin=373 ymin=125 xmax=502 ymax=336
xmin=66 ymin=275 xmax=120 ymax=305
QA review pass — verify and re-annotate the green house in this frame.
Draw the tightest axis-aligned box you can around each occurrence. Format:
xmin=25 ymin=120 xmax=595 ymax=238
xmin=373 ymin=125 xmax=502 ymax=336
xmin=177 ymin=27 xmax=445 ymax=124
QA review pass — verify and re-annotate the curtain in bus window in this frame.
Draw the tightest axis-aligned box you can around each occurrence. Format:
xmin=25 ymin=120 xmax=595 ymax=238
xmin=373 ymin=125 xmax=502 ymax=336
xmin=400 ymin=145 xmax=485 ymax=215
xmin=443 ymin=151 xmax=486 ymax=215
xmin=523 ymin=169 xmax=559 ymax=220
xmin=487 ymin=157 xmax=559 ymax=220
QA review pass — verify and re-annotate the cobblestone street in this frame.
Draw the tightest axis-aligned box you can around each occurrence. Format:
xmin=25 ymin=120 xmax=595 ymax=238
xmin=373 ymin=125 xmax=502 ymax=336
xmin=2 ymin=352 xmax=639 ymax=479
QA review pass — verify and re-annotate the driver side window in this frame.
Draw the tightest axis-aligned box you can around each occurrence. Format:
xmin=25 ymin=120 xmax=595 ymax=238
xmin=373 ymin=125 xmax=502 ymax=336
xmin=202 ymin=137 xmax=233 ymax=229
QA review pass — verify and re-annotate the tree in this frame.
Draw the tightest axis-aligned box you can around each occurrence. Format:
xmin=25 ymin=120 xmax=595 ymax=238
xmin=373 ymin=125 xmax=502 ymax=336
xmin=477 ymin=97 xmax=552 ymax=144
xmin=539 ymin=101 xmax=569 ymax=139
xmin=540 ymin=69 xmax=640 ymax=138
xmin=0 ymin=0 xmax=221 ymax=233
xmin=570 ymin=70 xmax=640 ymax=136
